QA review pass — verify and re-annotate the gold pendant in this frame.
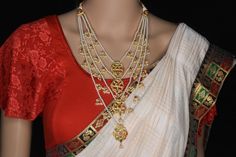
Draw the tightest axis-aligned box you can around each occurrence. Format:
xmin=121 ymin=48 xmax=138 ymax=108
xmin=111 ymin=61 xmax=124 ymax=78
xmin=110 ymin=78 xmax=124 ymax=95
xmin=111 ymin=99 xmax=126 ymax=115
xmin=113 ymin=123 xmax=128 ymax=148
xmin=127 ymin=107 xmax=134 ymax=113
xmin=95 ymin=98 xmax=103 ymax=106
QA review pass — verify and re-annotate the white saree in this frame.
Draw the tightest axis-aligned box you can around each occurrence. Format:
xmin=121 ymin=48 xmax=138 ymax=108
xmin=76 ymin=23 xmax=210 ymax=157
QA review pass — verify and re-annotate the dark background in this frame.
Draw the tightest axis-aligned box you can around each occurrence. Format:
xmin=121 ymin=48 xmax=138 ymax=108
xmin=0 ymin=0 xmax=235 ymax=157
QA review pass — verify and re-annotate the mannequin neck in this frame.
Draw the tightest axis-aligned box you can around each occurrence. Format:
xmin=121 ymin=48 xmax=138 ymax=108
xmin=81 ymin=0 xmax=143 ymax=33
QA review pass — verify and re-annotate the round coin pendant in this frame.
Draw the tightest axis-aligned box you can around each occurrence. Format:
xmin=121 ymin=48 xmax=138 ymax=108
xmin=113 ymin=123 xmax=128 ymax=147
xmin=111 ymin=61 xmax=124 ymax=78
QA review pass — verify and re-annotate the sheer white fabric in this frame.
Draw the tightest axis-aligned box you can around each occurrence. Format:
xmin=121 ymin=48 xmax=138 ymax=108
xmin=76 ymin=23 xmax=209 ymax=157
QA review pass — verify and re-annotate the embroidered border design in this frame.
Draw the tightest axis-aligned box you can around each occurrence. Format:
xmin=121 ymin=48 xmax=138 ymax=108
xmin=46 ymin=75 xmax=148 ymax=157
xmin=184 ymin=44 xmax=235 ymax=157
xmin=46 ymin=103 xmax=114 ymax=157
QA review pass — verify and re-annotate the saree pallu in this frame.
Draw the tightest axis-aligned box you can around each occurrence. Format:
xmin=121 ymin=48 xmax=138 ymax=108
xmin=46 ymin=23 xmax=235 ymax=157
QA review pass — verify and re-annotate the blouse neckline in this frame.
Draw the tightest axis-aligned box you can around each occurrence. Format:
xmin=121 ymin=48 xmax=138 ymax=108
xmin=52 ymin=15 xmax=183 ymax=81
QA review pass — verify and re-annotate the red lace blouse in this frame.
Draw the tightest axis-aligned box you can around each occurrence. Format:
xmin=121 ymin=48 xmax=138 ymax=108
xmin=0 ymin=15 xmax=131 ymax=149
xmin=0 ymin=15 xmax=216 ymax=150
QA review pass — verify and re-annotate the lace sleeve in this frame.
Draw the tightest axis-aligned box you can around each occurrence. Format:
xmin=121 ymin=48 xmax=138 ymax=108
xmin=0 ymin=23 xmax=51 ymax=120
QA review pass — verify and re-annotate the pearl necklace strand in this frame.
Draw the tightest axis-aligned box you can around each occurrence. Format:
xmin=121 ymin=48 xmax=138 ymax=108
xmin=76 ymin=2 xmax=149 ymax=148
xmin=80 ymin=13 xmax=145 ymax=80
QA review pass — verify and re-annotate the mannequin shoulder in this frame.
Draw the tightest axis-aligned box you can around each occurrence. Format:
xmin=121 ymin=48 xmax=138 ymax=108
xmin=148 ymin=14 xmax=178 ymax=59
xmin=149 ymin=13 xmax=178 ymax=43
xmin=57 ymin=9 xmax=78 ymax=34
xmin=149 ymin=14 xmax=177 ymax=35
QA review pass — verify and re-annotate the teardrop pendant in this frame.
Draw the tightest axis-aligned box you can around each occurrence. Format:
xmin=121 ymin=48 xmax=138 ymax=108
xmin=112 ymin=123 xmax=128 ymax=147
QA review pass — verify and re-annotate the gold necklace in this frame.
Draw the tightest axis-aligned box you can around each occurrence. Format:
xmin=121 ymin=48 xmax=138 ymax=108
xmin=76 ymin=1 xmax=149 ymax=148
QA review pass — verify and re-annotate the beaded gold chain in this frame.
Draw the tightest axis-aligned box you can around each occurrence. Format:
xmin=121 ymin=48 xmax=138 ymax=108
xmin=76 ymin=1 xmax=149 ymax=148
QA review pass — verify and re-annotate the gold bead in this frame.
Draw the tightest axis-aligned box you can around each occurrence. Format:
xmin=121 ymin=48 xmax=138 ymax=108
xmin=129 ymin=67 xmax=134 ymax=72
xmin=133 ymin=74 xmax=138 ymax=80
xmin=134 ymin=40 xmax=138 ymax=45
xmin=127 ymin=51 xmax=134 ymax=57
xmin=143 ymin=40 xmax=147 ymax=45
xmin=133 ymin=96 xmax=140 ymax=103
xmin=128 ymin=86 xmax=135 ymax=93
xmin=94 ymin=39 xmax=99 ymax=45
xmin=97 ymin=76 xmax=102 ymax=81
xmin=141 ymin=70 xmax=148 ymax=78
xmin=134 ymin=57 xmax=139 ymax=63
xmin=100 ymin=51 xmax=106 ymax=57
xmin=81 ymin=60 xmax=88 ymax=67
xmin=102 ymin=87 xmax=110 ymax=94
xmin=82 ymin=40 xmax=86 ymax=45
xmin=138 ymin=63 xmax=142 ymax=68
xmin=89 ymin=44 xmax=94 ymax=49
xmin=95 ymin=98 xmax=103 ymax=106
xmin=127 ymin=108 xmax=134 ymax=113
xmin=80 ymin=51 xmax=85 ymax=56
xmin=92 ymin=71 xmax=97 ymax=77
xmin=136 ymin=67 xmax=141 ymax=71
xmin=136 ymin=33 xmax=141 ymax=37
xmin=93 ymin=56 xmax=100 ymax=62
xmin=138 ymin=82 xmax=145 ymax=89
xmin=137 ymin=46 xmax=142 ymax=51
xmin=96 ymin=84 xmax=102 ymax=90
xmin=76 ymin=8 xmax=84 ymax=16
xmin=85 ymin=32 xmax=90 ymax=37
xmin=143 ymin=10 xmax=149 ymax=16
xmin=101 ymin=67 xmax=106 ymax=73
xmin=90 ymin=63 xmax=95 ymax=68
xmin=118 ymin=118 xmax=124 ymax=123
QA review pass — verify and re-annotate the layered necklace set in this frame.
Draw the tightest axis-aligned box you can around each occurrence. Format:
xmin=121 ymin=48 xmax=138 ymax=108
xmin=76 ymin=2 xmax=150 ymax=148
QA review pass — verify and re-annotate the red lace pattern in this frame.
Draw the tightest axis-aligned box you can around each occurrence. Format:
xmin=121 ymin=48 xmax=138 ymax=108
xmin=0 ymin=19 xmax=65 ymax=120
